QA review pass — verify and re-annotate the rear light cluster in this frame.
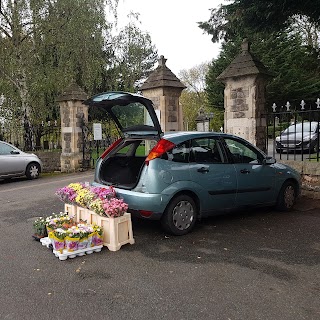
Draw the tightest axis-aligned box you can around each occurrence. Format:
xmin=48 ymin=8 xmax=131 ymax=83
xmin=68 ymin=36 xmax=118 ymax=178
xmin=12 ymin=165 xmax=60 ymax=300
xmin=145 ymin=139 xmax=175 ymax=165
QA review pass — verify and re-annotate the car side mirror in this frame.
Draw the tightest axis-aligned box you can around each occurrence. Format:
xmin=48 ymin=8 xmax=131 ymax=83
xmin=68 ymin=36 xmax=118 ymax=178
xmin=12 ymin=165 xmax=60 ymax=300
xmin=10 ymin=151 xmax=20 ymax=155
xmin=263 ymin=156 xmax=276 ymax=165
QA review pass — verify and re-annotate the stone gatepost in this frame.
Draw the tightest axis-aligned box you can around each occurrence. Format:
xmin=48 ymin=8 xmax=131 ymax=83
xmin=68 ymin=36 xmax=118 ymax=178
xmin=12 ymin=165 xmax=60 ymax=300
xmin=57 ymin=83 xmax=88 ymax=172
xmin=217 ymin=39 xmax=273 ymax=151
xmin=140 ymin=56 xmax=186 ymax=132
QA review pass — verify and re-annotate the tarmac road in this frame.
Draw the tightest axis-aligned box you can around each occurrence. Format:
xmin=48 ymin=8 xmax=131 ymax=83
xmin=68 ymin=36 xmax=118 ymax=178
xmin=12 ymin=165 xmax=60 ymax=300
xmin=0 ymin=172 xmax=319 ymax=320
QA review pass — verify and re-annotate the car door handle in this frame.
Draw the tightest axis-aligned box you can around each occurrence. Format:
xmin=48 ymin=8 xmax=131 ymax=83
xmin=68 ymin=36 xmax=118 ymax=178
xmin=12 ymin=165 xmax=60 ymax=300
xmin=197 ymin=167 xmax=209 ymax=173
xmin=240 ymin=169 xmax=250 ymax=174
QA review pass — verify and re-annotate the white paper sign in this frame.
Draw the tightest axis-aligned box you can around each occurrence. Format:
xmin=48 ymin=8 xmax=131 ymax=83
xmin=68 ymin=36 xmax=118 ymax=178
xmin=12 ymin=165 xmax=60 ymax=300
xmin=93 ymin=123 xmax=102 ymax=140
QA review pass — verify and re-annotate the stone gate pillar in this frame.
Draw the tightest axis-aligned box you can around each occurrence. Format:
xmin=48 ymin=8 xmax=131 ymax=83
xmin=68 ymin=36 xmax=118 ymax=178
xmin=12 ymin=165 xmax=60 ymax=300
xmin=140 ymin=56 xmax=186 ymax=132
xmin=217 ymin=39 xmax=273 ymax=151
xmin=57 ymin=83 xmax=88 ymax=172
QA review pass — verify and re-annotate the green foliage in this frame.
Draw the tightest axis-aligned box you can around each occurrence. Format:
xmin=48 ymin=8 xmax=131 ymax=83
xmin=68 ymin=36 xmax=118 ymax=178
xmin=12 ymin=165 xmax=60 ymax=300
xmin=0 ymin=0 xmax=158 ymax=148
xmin=205 ymin=38 xmax=242 ymax=110
xmin=205 ymin=30 xmax=320 ymax=112
xmin=200 ymin=0 xmax=320 ymax=112
xmin=110 ymin=12 xmax=158 ymax=92
xmin=180 ymin=91 xmax=202 ymax=131
xmin=199 ymin=0 xmax=320 ymax=42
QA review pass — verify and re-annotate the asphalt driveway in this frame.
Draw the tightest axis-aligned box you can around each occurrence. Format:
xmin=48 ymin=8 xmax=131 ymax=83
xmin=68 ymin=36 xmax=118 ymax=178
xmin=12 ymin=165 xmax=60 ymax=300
xmin=0 ymin=172 xmax=319 ymax=320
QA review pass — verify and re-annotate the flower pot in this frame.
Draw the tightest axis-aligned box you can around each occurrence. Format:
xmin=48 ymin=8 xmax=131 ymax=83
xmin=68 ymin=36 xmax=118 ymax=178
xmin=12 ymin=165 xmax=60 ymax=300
xmin=78 ymin=237 xmax=89 ymax=250
xmin=87 ymin=232 xmax=94 ymax=247
xmin=65 ymin=236 xmax=79 ymax=252
xmin=32 ymin=234 xmax=45 ymax=241
xmin=92 ymin=232 xmax=104 ymax=247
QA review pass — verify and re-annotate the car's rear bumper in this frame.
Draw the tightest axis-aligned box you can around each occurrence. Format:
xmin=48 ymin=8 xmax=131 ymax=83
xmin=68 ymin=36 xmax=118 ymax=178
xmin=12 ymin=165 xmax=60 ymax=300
xmin=92 ymin=182 xmax=168 ymax=220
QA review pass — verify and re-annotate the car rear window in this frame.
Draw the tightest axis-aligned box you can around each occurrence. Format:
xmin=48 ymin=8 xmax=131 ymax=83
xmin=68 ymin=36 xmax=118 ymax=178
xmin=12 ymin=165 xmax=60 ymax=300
xmin=115 ymin=139 xmax=158 ymax=157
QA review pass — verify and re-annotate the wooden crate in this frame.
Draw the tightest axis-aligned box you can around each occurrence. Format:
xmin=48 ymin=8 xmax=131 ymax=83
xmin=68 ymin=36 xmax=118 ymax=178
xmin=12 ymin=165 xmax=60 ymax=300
xmin=64 ymin=204 xmax=135 ymax=251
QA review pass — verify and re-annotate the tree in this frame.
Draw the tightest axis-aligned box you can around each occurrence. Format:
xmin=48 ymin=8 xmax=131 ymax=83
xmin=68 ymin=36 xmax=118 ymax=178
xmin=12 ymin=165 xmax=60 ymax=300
xmin=205 ymin=38 xmax=242 ymax=110
xmin=205 ymin=30 xmax=320 ymax=112
xmin=178 ymin=63 xmax=208 ymax=130
xmin=110 ymin=12 xmax=158 ymax=92
xmin=0 ymin=0 xmax=119 ymax=149
xmin=179 ymin=63 xmax=223 ymax=131
xmin=198 ymin=0 xmax=320 ymax=42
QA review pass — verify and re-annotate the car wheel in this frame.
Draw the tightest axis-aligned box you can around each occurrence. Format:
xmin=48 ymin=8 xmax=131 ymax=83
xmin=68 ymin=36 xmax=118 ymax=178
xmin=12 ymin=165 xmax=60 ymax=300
xmin=26 ymin=162 xmax=41 ymax=179
xmin=275 ymin=181 xmax=297 ymax=211
xmin=161 ymin=195 xmax=197 ymax=236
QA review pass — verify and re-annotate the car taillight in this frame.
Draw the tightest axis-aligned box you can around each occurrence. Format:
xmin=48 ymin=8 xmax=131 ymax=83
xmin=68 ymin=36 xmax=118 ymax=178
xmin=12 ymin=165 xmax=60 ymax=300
xmin=100 ymin=138 xmax=123 ymax=159
xmin=139 ymin=210 xmax=153 ymax=217
xmin=145 ymin=139 xmax=175 ymax=165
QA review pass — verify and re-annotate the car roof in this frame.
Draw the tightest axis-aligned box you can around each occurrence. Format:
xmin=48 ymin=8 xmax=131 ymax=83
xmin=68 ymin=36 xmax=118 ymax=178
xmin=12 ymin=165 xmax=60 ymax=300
xmin=163 ymin=131 xmax=240 ymax=142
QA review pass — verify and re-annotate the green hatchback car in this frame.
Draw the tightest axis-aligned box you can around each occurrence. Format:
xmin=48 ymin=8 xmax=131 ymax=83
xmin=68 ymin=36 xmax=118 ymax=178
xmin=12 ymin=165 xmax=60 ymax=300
xmin=85 ymin=92 xmax=301 ymax=235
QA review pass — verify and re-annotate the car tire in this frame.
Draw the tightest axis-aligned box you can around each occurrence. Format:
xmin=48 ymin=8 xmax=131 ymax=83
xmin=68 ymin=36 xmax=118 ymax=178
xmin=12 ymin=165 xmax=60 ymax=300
xmin=161 ymin=195 xmax=197 ymax=236
xmin=26 ymin=162 xmax=41 ymax=179
xmin=275 ymin=181 xmax=297 ymax=211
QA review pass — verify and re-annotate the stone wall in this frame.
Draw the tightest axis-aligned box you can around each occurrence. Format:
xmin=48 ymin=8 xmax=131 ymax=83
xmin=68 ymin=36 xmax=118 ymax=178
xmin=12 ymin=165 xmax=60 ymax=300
xmin=34 ymin=151 xmax=61 ymax=173
xmin=278 ymin=160 xmax=320 ymax=198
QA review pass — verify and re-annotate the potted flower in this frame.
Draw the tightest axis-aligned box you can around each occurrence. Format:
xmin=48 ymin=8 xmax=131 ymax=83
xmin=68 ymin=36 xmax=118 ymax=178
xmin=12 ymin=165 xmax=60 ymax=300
xmin=49 ymin=228 xmax=66 ymax=253
xmin=102 ymin=198 xmax=128 ymax=218
xmin=90 ymin=186 xmax=116 ymax=200
xmin=92 ymin=225 xmax=104 ymax=246
xmin=65 ymin=226 xmax=80 ymax=252
xmin=55 ymin=186 xmax=77 ymax=204
xmin=32 ymin=217 xmax=48 ymax=240
xmin=45 ymin=216 xmax=58 ymax=234
xmin=77 ymin=224 xmax=90 ymax=250
xmin=86 ymin=225 xmax=95 ymax=247
xmin=75 ymin=188 xmax=93 ymax=208
xmin=89 ymin=198 xmax=105 ymax=216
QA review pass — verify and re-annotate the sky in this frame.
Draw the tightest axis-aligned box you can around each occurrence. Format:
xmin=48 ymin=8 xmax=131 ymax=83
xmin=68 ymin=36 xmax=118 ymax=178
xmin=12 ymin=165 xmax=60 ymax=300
xmin=116 ymin=0 xmax=225 ymax=75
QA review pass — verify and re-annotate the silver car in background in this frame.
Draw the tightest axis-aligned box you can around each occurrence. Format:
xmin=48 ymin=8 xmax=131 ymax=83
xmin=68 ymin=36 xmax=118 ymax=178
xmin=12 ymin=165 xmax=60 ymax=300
xmin=275 ymin=121 xmax=319 ymax=153
xmin=0 ymin=141 xmax=42 ymax=180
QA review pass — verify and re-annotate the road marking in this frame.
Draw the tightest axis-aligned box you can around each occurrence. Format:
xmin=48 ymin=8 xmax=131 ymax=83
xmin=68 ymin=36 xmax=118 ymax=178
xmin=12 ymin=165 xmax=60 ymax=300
xmin=0 ymin=173 xmax=94 ymax=193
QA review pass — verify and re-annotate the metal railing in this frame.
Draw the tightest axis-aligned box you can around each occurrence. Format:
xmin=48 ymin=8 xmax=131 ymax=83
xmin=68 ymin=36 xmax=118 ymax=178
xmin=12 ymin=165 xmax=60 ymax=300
xmin=0 ymin=120 xmax=61 ymax=152
xmin=266 ymin=99 xmax=320 ymax=162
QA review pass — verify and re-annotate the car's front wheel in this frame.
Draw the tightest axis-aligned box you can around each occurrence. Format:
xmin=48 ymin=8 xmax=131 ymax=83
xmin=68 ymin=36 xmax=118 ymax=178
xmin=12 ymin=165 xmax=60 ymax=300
xmin=276 ymin=181 xmax=297 ymax=211
xmin=161 ymin=195 xmax=197 ymax=235
xmin=26 ymin=162 xmax=41 ymax=179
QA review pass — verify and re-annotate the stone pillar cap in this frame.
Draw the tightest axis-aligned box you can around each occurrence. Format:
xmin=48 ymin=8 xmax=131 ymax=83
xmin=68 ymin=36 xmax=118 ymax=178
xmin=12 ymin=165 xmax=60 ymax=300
xmin=56 ymin=82 xmax=88 ymax=102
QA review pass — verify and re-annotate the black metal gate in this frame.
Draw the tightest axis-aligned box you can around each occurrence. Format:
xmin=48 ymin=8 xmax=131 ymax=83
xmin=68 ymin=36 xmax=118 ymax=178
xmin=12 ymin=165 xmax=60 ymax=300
xmin=265 ymin=100 xmax=320 ymax=162
xmin=80 ymin=117 xmax=119 ymax=169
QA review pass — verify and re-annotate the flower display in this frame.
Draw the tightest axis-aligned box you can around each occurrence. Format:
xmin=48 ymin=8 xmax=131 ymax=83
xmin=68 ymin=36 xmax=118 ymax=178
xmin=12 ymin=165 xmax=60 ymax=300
xmin=33 ymin=211 xmax=103 ymax=252
xmin=55 ymin=183 xmax=127 ymax=218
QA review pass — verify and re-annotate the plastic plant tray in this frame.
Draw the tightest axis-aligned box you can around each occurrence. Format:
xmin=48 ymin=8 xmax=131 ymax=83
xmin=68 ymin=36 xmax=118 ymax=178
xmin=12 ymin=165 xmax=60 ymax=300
xmin=40 ymin=237 xmax=103 ymax=261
